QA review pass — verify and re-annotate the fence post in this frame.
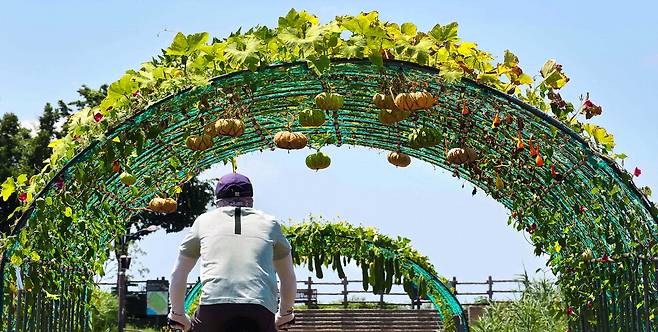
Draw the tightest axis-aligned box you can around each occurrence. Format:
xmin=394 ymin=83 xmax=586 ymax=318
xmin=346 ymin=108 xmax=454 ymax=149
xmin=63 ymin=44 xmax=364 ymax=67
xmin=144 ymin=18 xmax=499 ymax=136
xmin=487 ymin=276 xmax=493 ymax=301
xmin=342 ymin=278 xmax=348 ymax=308
xmin=379 ymin=293 xmax=384 ymax=309
xmin=451 ymin=276 xmax=458 ymax=294
xmin=307 ymin=277 xmax=313 ymax=307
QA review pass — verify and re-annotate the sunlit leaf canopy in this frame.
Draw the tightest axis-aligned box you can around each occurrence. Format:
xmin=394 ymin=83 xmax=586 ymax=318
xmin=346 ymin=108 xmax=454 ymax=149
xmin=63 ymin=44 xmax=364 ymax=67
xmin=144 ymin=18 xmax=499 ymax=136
xmin=1 ymin=8 xmax=657 ymax=323
xmin=183 ymin=220 xmax=467 ymax=331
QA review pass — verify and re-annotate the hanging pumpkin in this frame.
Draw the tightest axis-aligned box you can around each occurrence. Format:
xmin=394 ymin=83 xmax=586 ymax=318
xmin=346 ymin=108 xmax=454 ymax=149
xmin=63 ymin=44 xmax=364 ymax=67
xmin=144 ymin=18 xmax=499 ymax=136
xmin=119 ymin=172 xmax=137 ymax=186
xmin=204 ymin=121 xmax=219 ymax=137
xmin=305 ymin=151 xmax=331 ymax=170
xmin=315 ymin=92 xmax=344 ymax=110
xmin=378 ymin=109 xmax=410 ymax=125
xmin=372 ymin=93 xmax=398 ymax=110
xmin=394 ymin=91 xmax=435 ymax=111
xmin=212 ymin=118 xmax=245 ymax=137
xmin=387 ymin=151 xmax=411 ymax=167
xmin=446 ymin=147 xmax=478 ymax=165
xmin=299 ymin=109 xmax=326 ymax=127
xmin=148 ymin=197 xmax=178 ymax=213
xmin=408 ymin=127 xmax=442 ymax=149
xmin=186 ymin=134 xmax=214 ymax=151
xmin=274 ymin=131 xmax=308 ymax=150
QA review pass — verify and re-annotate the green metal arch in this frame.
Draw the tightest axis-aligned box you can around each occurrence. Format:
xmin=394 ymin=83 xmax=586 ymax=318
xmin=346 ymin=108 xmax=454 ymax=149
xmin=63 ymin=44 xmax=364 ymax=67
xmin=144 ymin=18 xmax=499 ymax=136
xmin=2 ymin=59 xmax=657 ymax=330
xmin=183 ymin=234 xmax=468 ymax=330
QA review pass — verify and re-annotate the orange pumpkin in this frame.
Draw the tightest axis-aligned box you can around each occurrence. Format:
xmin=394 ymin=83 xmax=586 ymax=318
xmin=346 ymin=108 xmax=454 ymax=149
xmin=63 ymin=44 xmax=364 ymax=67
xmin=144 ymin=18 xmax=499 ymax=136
xmin=215 ymin=119 xmax=245 ymax=137
xmin=394 ymin=91 xmax=435 ymax=111
xmin=148 ymin=197 xmax=177 ymax=213
xmin=446 ymin=147 xmax=478 ymax=165
xmin=387 ymin=152 xmax=411 ymax=167
xmin=274 ymin=131 xmax=308 ymax=150
xmin=185 ymin=134 xmax=214 ymax=151
xmin=372 ymin=93 xmax=398 ymax=110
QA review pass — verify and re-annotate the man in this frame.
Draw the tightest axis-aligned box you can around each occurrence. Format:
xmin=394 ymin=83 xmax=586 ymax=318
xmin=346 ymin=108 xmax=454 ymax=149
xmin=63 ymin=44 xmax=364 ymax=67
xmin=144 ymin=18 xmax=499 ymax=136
xmin=168 ymin=173 xmax=297 ymax=331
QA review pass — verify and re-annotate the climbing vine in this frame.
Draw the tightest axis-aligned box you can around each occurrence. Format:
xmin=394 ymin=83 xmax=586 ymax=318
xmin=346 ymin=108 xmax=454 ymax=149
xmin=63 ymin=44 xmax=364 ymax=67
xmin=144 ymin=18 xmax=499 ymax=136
xmin=1 ymin=8 xmax=656 ymax=328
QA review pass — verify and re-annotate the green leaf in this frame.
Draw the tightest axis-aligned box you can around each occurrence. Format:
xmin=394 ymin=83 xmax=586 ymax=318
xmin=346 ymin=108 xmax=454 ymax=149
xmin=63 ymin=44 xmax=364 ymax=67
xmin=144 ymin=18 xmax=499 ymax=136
xmin=338 ymin=12 xmax=386 ymax=38
xmin=10 ymin=255 xmax=22 ymax=266
xmin=16 ymin=174 xmax=27 ymax=185
xmin=583 ymin=124 xmax=615 ymax=150
xmin=307 ymin=54 xmax=330 ymax=74
xmin=428 ymin=22 xmax=459 ymax=45
xmin=224 ymin=36 xmax=262 ymax=70
xmin=457 ymin=42 xmax=477 ymax=56
xmin=1 ymin=177 xmax=15 ymax=201
xmin=166 ymin=32 xmax=209 ymax=56
xmin=64 ymin=206 xmax=73 ymax=217
xmin=400 ymin=22 xmax=417 ymax=37
xmin=503 ymin=50 xmax=519 ymax=67
xmin=368 ymin=51 xmax=383 ymax=67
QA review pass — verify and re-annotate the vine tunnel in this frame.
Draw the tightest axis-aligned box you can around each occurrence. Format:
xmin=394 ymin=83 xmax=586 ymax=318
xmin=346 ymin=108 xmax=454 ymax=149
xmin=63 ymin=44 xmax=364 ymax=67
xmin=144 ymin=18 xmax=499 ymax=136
xmin=1 ymin=59 xmax=657 ymax=331
xmin=183 ymin=229 xmax=468 ymax=331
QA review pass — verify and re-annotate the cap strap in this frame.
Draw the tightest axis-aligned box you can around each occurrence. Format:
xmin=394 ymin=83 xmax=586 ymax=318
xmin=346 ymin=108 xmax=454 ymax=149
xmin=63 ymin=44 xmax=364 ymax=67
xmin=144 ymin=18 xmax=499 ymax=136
xmin=234 ymin=207 xmax=242 ymax=235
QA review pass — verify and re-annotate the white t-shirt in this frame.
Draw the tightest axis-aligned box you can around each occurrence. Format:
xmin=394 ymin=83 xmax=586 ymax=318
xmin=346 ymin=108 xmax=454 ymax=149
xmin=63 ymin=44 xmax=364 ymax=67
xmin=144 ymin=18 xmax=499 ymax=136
xmin=179 ymin=207 xmax=291 ymax=314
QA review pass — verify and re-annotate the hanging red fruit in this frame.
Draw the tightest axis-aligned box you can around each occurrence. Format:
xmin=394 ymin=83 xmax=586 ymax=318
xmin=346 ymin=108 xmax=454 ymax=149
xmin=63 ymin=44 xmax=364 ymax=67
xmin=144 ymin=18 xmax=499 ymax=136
xmin=112 ymin=160 xmax=121 ymax=173
xmin=536 ymin=154 xmax=544 ymax=167
xmin=94 ymin=112 xmax=104 ymax=122
xmin=551 ymin=165 xmax=557 ymax=178
xmin=461 ymin=101 xmax=469 ymax=115
xmin=515 ymin=132 xmax=525 ymax=151
xmin=18 ymin=193 xmax=27 ymax=203
xmin=528 ymin=138 xmax=538 ymax=157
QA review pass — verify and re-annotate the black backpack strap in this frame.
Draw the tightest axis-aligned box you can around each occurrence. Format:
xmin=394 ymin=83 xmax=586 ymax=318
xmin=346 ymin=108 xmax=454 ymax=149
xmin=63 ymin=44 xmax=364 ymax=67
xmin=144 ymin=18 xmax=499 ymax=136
xmin=234 ymin=207 xmax=242 ymax=235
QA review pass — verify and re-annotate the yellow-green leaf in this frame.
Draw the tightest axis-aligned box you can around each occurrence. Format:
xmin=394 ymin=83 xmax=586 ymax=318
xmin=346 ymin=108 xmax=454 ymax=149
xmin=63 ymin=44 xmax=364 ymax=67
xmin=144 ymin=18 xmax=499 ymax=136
xmin=16 ymin=174 xmax=27 ymax=185
xmin=1 ymin=177 xmax=15 ymax=201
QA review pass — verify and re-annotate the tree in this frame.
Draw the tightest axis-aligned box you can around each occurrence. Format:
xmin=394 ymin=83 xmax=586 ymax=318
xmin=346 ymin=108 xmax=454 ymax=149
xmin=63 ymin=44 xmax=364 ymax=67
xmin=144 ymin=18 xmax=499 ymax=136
xmin=2 ymin=84 xmax=213 ymax=235
xmin=0 ymin=113 xmax=32 ymax=231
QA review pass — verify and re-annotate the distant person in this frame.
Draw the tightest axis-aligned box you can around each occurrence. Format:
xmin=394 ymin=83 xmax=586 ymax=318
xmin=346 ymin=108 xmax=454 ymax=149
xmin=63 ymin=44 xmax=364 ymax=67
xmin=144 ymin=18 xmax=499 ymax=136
xmin=168 ymin=173 xmax=297 ymax=332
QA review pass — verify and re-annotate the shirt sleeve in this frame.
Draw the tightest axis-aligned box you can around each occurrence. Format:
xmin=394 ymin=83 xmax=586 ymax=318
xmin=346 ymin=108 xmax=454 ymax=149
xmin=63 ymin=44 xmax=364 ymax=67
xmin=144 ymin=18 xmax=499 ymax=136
xmin=272 ymin=221 xmax=292 ymax=260
xmin=179 ymin=220 xmax=201 ymax=259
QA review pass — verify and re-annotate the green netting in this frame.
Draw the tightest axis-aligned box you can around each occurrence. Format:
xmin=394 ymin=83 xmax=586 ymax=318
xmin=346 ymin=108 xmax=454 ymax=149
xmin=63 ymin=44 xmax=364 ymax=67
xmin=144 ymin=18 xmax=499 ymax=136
xmin=2 ymin=59 xmax=657 ymax=331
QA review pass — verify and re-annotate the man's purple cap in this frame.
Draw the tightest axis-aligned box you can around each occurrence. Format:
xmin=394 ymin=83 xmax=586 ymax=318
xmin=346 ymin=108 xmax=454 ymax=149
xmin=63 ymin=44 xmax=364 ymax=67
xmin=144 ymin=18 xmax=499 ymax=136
xmin=215 ymin=173 xmax=253 ymax=199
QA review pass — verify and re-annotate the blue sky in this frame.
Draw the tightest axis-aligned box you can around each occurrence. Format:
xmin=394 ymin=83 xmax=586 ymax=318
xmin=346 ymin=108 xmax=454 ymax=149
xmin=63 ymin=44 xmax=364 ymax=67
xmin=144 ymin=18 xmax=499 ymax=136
xmin=2 ymin=1 xmax=657 ymax=301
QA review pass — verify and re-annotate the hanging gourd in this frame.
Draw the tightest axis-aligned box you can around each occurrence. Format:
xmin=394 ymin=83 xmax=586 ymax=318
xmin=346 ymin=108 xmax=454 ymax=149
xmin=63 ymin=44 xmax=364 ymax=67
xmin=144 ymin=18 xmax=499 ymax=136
xmin=119 ymin=172 xmax=137 ymax=186
xmin=515 ymin=131 xmax=525 ymax=151
xmin=495 ymin=173 xmax=504 ymax=190
xmin=536 ymin=154 xmax=544 ymax=167
xmin=372 ymin=92 xmax=398 ymax=110
xmin=213 ymin=118 xmax=245 ymax=137
xmin=315 ymin=92 xmax=344 ymax=110
xmin=306 ymin=151 xmax=331 ymax=170
xmin=299 ymin=109 xmax=326 ymax=127
xmin=387 ymin=151 xmax=411 ymax=167
xmin=186 ymin=134 xmax=214 ymax=151
xmin=492 ymin=113 xmax=501 ymax=128
xmin=148 ymin=197 xmax=178 ymax=213
xmin=378 ymin=109 xmax=410 ymax=125
xmin=408 ymin=127 xmax=442 ymax=149
xmin=394 ymin=91 xmax=435 ymax=111
xmin=446 ymin=147 xmax=478 ymax=165
xmin=274 ymin=131 xmax=308 ymax=150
